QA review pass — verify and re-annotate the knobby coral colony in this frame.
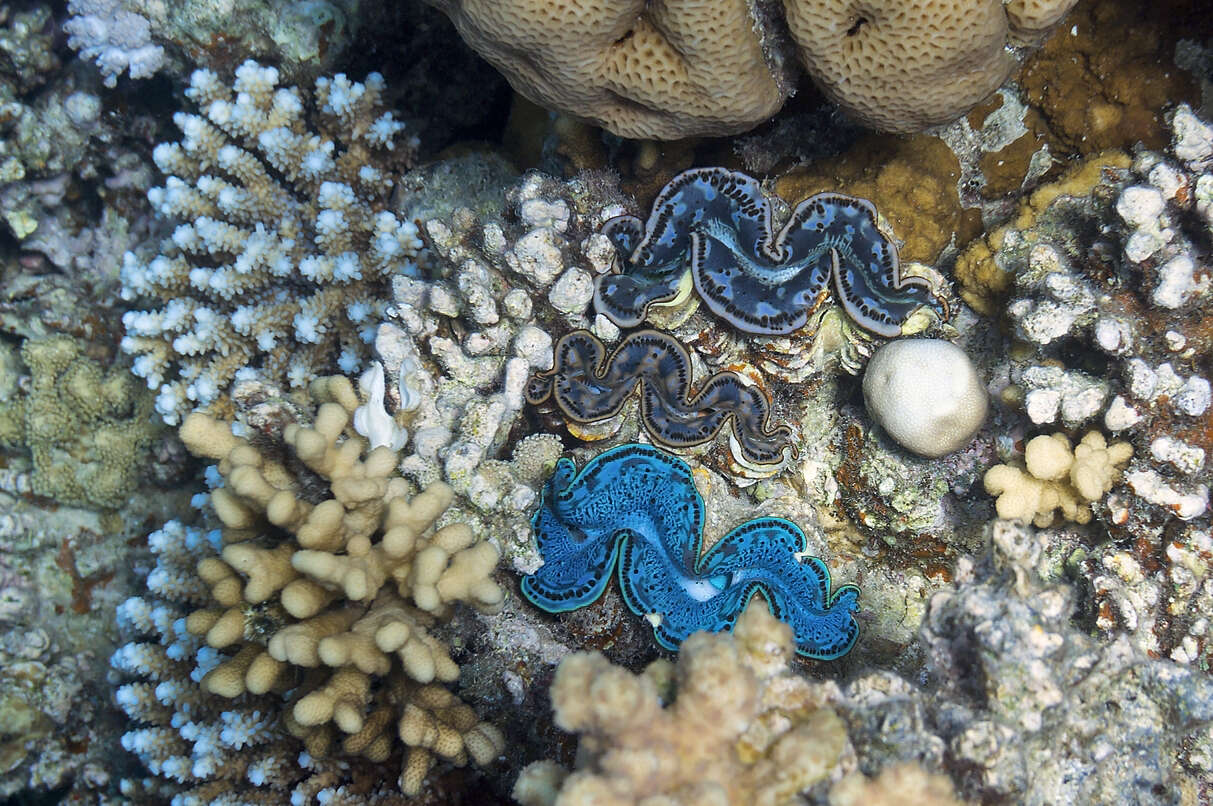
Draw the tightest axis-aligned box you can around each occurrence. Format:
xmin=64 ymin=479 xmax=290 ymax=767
xmin=595 ymin=167 xmax=947 ymax=337
xmin=114 ymin=391 xmax=508 ymax=800
xmin=520 ymin=444 xmax=860 ymax=660
xmin=526 ymin=329 xmax=794 ymax=467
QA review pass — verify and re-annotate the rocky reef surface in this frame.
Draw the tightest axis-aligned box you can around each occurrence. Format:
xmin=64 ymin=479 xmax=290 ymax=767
xmin=0 ymin=0 xmax=1209 ymax=804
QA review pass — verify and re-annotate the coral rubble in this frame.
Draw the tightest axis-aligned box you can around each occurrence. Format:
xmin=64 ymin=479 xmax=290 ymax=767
xmin=949 ymin=103 xmax=1213 ymax=678
xmin=0 ymin=495 xmax=169 ymax=802
xmin=0 ymin=5 xmax=121 ymax=247
xmin=917 ymin=521 xmax=1213 ymax=802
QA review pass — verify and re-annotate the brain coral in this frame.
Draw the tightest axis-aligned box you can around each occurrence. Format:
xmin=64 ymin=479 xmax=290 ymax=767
xmin=425 ymin=0 xmax=1078 ymax=137
xmin=421 ymin=0 xmax=792 ymax=140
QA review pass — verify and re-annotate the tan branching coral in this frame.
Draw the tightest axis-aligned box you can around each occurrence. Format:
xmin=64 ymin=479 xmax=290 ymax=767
xmin=421 ymin=0 xmax=791 ymax=140
xmin=512 ymin=601 xmax=848 ymax=806
xmin=983 ymin=431 xmax=1132 ymax=527
xmin=171 ymin=376 xmax=506 ymax=795
xmin=424 ymin=0 xmax=1079 ymax=138
xmin=785 ymin=0 xmax=1078 ymax=133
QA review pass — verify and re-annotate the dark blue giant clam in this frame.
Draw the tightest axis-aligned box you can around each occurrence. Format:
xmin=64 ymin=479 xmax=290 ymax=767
xmin=595 ymin=167 xmax=947 ymax=337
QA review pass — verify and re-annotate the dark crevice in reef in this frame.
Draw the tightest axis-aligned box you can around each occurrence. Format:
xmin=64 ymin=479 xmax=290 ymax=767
xmin=340 ymin=0 xmax=512 ymax=153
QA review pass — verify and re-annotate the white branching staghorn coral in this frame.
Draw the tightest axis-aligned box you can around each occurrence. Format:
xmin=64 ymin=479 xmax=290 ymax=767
xmin=119 ymin=59 xmax=422 ymax=424
xmin=112 ymin=375 xmax=505 ymax=801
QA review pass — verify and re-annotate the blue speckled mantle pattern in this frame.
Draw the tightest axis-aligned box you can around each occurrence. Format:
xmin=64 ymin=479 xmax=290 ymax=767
xmin=520 ymin=443 xmax=860 ymax=660
xmin=594 ymin=167 xmax=947 ymax=337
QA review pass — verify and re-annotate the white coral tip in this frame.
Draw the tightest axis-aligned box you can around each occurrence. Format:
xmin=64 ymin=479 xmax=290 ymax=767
xmin=353 ymin=361 xmax=408 ymax=452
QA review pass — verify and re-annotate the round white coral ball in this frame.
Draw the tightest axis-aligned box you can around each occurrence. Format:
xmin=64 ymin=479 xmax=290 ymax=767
xmin=862 ymin=338 xmax=988 ymax=458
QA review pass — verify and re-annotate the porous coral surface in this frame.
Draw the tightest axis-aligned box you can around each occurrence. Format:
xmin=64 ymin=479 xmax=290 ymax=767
xmin=421 ymin=0 xmax=792 ymax=140
xmin=785 ymin=0 xmax=1078 ymax=133
xmin=425 ymin=0 xmax=1082 ymax=137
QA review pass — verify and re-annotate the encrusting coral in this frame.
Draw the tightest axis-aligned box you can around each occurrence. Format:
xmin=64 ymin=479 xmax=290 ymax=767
xmin=512 ymin=600 xmax=851 ymax=806
xmin=1018 ymin=0 xmax=1205 ymax=157
xmin=983 ymin=431 xmax=1132 ymax=527
xmin=773 ymin=133 xmax=968 ymax=268
xmin=951 ymin=151 xmax=1133 ymax=316
xmin=119 ymin=59 xmax=422 ymax=424
xmin=0 ymin=334 xmax=160 ymax=509
xmin=112 ymin=375 xmax=506 ymax=800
